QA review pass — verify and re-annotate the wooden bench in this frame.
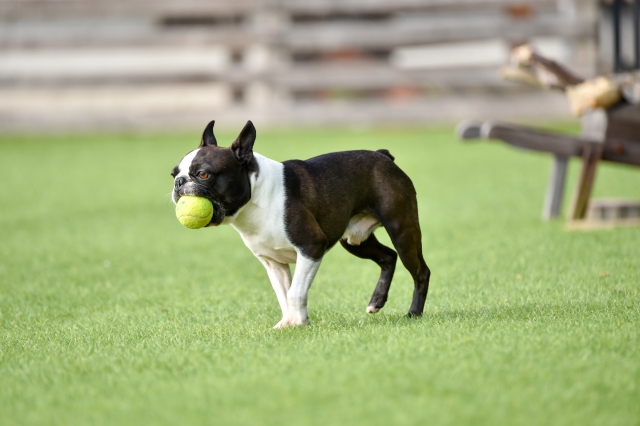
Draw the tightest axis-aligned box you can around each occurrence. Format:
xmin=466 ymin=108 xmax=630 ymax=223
xmin=457 ymin=102 xmax=640 ymax=222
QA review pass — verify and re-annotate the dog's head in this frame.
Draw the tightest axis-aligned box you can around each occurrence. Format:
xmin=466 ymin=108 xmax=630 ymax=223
xmin=171 ymin=120 xmax=257 ymax=226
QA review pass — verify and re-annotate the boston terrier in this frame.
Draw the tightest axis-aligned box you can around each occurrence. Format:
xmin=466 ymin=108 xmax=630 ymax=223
xmin=171 ymin=120 xmax=431 ymax=328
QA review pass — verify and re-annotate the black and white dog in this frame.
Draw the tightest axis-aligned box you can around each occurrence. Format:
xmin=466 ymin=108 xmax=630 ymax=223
xmin=171 ymin=120 xmax=430 ymax=328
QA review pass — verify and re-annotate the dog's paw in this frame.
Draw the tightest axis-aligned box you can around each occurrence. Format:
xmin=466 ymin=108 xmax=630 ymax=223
xmin=273 ymin=316 xmax=310 ymax=329
xmin=366 ymin=305 xmax=380 ymax=314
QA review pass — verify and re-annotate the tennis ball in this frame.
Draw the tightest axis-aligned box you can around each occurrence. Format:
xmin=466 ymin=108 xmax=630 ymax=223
xmin=175 ymin=196 xmax=214 ymax=229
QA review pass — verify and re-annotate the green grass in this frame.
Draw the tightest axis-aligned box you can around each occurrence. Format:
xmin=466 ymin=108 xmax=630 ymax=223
xmin=1 ymin=126 xmax=639 ymax=426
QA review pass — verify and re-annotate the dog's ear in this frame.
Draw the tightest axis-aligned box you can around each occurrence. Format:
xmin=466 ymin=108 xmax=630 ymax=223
xmin=230 ymin=120 xmax=256 ymax=166
xmin=199 ymin=120 xmax=218 ymax=147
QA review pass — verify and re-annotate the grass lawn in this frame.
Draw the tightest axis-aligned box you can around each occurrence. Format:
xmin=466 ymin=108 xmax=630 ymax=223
xmin=0 ymin=125 xmax=639 ymax=425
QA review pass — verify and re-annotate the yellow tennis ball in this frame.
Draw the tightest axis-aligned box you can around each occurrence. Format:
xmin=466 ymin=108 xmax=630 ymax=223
xmin=175 ymin=196 xmax=214 ymax=229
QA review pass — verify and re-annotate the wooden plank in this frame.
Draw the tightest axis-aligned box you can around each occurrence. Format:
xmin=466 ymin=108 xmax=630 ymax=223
xmin=587 ymin=198 xmax=640 ymax=220
xmin=0 ymin=48 xmax=259 ymax=86
xmin=565 ymin=218 xmax=640 ymax=230
xmin=278 ymin=0 xmax=560 ymax=14
xmin=0 ymin=21 xmax=256 ymax=50
xmin=0 ymin=90 xmax=574 ymax=132
xmin=0 ymin=53 xmax=513 ymax=90
xmin=0 ymin=71 xmax=258 ymax=88
xmin=0 ymin=0 xmax=261 ymax=19
xmin=479 ymin=120 xmax=640 ymax=166
xmin=480 ymin=121 xmax=585 ymax=157
xmin=605 ymin=103 xmax=640 ymax=141
xmin=269 ymin=63 xmax=507 ymax=91
xmin=600 ymin=138 xmax=640 ymax=166
xmin=0 ymin=0 xmax=570 ymax=18
xmin=280 ymin=14 xmax=594 ymax=52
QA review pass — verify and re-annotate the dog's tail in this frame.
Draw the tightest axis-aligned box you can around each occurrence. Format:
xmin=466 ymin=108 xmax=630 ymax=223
xmin=376 ymin=149 xmax=395 ymax=161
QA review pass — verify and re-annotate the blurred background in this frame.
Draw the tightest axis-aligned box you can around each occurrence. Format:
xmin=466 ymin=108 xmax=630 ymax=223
xmin=0 ymin=0 xmax=636 ymax=132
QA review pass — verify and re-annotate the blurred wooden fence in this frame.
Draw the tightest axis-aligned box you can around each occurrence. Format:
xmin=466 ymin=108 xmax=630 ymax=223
xmin=0 ymin=0 xmax=597 ymax=130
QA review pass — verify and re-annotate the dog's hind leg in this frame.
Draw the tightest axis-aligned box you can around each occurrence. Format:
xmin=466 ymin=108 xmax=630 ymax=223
xmin=382 ymin=216 xmax=431 ymax=317
xmin=340 ymin=234 xmax=398 ymax=313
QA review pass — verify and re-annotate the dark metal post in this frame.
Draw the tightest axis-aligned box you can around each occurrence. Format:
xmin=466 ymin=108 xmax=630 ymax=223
xmin=635 ymin=0 xmax=640 ymax=69
xmin=612 ymin=0 xmax=622 ymax=72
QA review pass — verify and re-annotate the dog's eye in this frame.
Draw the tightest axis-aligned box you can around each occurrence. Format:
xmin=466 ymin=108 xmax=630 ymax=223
xmin=198 ymin=172 xmax=210 ymax=180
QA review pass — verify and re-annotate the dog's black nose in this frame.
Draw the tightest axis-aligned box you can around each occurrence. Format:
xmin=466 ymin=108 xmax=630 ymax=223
xmin=174 ymin=176 xmax=187 ymax=189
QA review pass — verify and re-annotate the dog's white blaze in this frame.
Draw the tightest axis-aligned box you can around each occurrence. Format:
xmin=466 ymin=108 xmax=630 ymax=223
xmin=228 ymin=153 xmax=296 ymax=265
xmin=342 ymin=213 xmax=380 ymax=245
xmin=172 ymin=148 xmax=201 ymax=203
xmin=176 ymin=149 xmax=200 ymax=178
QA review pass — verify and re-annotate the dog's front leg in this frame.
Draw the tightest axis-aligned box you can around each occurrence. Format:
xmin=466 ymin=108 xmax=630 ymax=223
xmin=257 ymin=256 xmax=292 ymax=325
xmin=274 ymin=255 xmax=321 ymax=328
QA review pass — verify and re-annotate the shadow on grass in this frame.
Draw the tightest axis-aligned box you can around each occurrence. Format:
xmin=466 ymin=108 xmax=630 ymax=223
xmin=426 ymin=301 xmax=609 ymax=323
xmin=293 ymin=300 xmax=626 ymax=334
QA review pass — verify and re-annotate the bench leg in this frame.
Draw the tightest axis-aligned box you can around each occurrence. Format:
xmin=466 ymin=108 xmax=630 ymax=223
xmin=543 ymin=155 xmax=569 ymax=220
xmin=568 ymin=143 xmax=604 ymax=220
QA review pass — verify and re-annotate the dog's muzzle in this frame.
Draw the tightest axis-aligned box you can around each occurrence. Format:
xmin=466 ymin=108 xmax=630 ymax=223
xmin=172 ymin=179 xmax=226 ymax=226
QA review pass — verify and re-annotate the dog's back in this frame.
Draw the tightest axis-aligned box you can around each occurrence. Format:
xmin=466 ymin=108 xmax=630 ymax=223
xmin=282 ymin=149 xmax=417 ymax=248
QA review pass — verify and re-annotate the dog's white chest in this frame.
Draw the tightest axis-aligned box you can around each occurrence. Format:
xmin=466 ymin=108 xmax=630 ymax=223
xmin=236 ymin=223 xmax=297 ymax=264
xmin=227 ymin=154 xmax=297 ymax=264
